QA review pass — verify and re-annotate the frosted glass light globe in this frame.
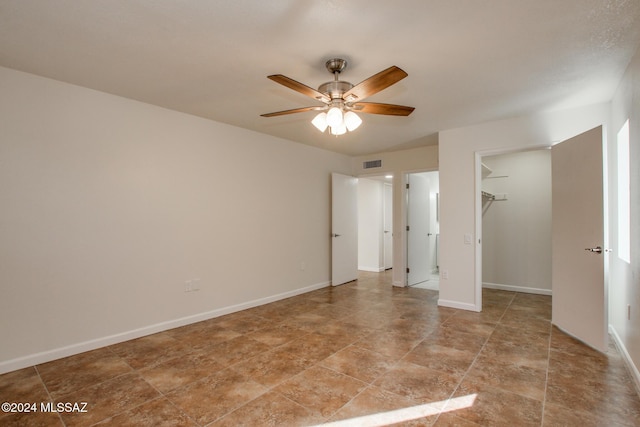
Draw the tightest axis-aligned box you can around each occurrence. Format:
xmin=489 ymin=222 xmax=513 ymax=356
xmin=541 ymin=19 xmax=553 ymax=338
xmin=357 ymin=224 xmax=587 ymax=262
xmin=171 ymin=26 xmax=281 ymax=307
xmin=326 ymin=107 xmax=343 ymax=128
xmin=344 ymin=111 xmax=362 ymax=131
xmin=311 ymin=112 xmax=328 ymax=132
xmin=330 ymin=122 xmax=347 ymax=135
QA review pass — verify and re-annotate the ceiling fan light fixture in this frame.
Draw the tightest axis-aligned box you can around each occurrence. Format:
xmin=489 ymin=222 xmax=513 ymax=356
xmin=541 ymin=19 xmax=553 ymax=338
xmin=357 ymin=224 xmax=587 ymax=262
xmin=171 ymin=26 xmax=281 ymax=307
xmin=330 ymin=122 xmax=347 ymax=136
xmin=311 ymin=112 xmax=328 ymax=132
xmin=263 ymin=59 xmax=413 ymax=138
xmin=344 ymin=111 xmax=362 ymax=131
xmin=326 ymin=106 xmax=343 ymax=128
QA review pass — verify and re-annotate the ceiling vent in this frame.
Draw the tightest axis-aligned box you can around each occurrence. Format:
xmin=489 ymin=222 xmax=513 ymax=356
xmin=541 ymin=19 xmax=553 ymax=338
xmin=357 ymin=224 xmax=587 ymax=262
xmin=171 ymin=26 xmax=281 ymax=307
xmin=363 ymin=159 xmax=382 ymax=169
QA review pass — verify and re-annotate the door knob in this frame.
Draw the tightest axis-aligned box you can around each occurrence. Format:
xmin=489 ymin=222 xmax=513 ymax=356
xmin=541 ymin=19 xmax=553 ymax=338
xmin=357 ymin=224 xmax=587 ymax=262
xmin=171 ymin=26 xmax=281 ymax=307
xmin=584 ymin=246 xmax=603 ymax=253
xmin=332 ymin=233 xmax=341 ymax=238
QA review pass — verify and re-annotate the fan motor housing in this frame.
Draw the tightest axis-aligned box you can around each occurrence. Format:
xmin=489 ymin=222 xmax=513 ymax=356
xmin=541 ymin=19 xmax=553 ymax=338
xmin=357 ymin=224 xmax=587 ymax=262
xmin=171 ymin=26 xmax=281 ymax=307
xmin=318 ymin=80 xmax=353 ymax=100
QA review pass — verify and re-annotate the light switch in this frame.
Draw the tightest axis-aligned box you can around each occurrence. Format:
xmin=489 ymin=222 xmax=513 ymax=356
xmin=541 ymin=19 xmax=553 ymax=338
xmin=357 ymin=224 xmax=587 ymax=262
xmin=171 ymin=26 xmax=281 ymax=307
xmin=464 ymin=233 xmax=472 ymax=245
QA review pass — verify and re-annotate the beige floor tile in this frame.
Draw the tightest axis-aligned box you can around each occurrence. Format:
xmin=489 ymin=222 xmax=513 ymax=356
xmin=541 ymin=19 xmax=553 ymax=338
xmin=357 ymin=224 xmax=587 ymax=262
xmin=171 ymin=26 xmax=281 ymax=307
xmin=166 ymin=368 xmax=267 ymax=425
xmin=374 ymin=360 xmax=460 ymax=404
xmin=328 ymin=385 xmax=438 ymax=426
xmin=231 ymin=346 xmax=314 ymax=388
xmin=246 ymin=323 xmax=308 ymax=347
xmin=452 ymin=380 xmax=543 ymax=427
xmin=3 ymin=270 xmax=640 ymax=426
xmin=0 ymin=367 xmax=50 ymax=403
xmin=463 ymin=356 xmax=547 ymax=401
xmin=420 ymin=326 xmax=487 ymax=355
xmin=403 ymin=342 xmax=477 ymax=377
xmin=478 ymin=337 xmax=549 ymax=370
xmin=320 ymin=345 xmax=397 ymax=383
xmin=56 ymin=372 xmax=160 ymax=427
xmin=138 ymin=350 xmax=225 ymax=393
xmin=109 ymin=332 xmax=193 ymax=370
xmin=93 ymin=397 xmax=196 ymax=426
xmin=36 ymin=348 xmax=132 ymax=399
xmin=274 ymin=365 xmax=368 ymax=418
xmin=210 ymin=391 xmax=324 ymax=427
xmin=202 ymin=335 xmax=272 ymax=367
xmin=354 ymin=329 xmax=424 ymax=359
xmin=277 ymin=331 xmax=353 ymax=364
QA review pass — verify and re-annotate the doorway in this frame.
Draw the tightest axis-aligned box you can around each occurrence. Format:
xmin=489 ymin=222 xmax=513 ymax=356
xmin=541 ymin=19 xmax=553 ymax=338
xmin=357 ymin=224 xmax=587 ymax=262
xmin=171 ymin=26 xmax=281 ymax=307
xmin=357 ymin=175 xmax=393 ymax=273
xmin=475 ymin=126 xmax=607 ymax=351
xmin=406 ymin=171 xmax=440 ymax=289
xmin=481 ymin=149 xmax=552 ymax=296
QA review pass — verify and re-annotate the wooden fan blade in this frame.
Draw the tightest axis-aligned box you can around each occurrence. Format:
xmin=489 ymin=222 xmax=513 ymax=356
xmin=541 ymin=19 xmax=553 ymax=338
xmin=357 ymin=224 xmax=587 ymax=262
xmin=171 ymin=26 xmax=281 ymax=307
xmin=343 ymin=66 xmax=408 ymax=101
xmin=260 ymin=106 xmax=322 ymax=117
xmin=267 ymin=75 xmax=331 ymax=103
xmin=351 ymin=102 xmax=415 ymax=116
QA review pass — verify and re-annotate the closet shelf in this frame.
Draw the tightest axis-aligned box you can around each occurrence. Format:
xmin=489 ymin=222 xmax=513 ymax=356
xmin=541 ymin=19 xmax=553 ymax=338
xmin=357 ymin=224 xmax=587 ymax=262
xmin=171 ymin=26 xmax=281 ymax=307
xmin=482 ymin=191 xmax=507 ymax=201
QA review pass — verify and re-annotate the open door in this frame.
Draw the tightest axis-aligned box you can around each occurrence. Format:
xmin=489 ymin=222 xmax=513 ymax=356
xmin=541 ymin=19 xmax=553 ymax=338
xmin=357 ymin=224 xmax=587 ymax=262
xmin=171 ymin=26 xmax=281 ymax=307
xmin=383 ymin=183 xmax=393 ymax=270
xmin=551 ymin=126 xmax=607 ymax=351
xmin=407 ymin=173 xmax=431 ymax=286
xmin=332 ymin=173 xmax=358 ymax=286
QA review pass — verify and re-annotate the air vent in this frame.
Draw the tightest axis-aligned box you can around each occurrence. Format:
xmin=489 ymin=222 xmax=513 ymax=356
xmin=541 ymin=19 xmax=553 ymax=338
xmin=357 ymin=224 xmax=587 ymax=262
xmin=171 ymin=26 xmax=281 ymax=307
xmin=363 ymin=159 xmax=382 ymax=169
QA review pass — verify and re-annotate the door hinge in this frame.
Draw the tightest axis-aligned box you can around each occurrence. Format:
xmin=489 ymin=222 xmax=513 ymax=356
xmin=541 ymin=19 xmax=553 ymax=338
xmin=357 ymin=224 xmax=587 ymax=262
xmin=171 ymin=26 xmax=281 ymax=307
xmin=406 ymin=267 xmax=410 ymax=273
xmin=406 ymin=183 xmax=410 ymax=189
xmin=406 ymin=225 xmax=410 ymax=231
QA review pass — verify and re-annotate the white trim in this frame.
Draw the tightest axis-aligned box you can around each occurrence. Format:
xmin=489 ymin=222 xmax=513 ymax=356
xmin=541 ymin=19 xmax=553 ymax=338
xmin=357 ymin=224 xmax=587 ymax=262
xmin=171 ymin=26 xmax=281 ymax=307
xmin=474 ymin=153 xmax=483 ymax=311
xmin=438 ymin=299 xmax=480 ymax=312
xmin=474 ymin=144 xmax=553 ymax=317
xmin=0 ymin=281 xmax=330 ymax=375
xmin=358 ymin=266 xmax=385 ymax=272
xmin=483 ymin=282 xmax=552 ymax=296
xmin=609 ymin=325 xmax=640 ymax=397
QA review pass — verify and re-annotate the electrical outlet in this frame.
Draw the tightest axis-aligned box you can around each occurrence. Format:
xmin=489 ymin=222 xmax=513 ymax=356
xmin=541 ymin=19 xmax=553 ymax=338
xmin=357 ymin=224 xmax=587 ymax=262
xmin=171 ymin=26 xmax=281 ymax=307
xmin=442 ymin=270 xmax=449 ymax=280
xmin=300 ymin=261 xmax=306 ymax=271
xmin=185 ymin=280 xmax=192 ymax=292
xmin=192 ymin=278 xmax=200 ymax=291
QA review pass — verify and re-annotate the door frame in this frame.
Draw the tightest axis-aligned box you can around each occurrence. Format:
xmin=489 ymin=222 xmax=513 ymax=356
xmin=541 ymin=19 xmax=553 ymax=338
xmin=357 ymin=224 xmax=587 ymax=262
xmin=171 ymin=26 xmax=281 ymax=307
xmin=474 ymin=139 xmax=609 ymax=346
xmin=474 ymin=143 xmax=551 ymax=311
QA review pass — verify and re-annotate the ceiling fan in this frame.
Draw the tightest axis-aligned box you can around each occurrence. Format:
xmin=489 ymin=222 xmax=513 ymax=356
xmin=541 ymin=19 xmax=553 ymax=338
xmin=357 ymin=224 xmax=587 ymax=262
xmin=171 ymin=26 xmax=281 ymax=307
xmin=261 ymin=58 xmax=414 ymax=135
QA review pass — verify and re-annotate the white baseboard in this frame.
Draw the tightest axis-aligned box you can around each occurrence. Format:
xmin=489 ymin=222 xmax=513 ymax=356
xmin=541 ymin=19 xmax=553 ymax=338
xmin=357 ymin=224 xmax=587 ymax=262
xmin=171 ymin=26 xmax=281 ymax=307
xmin=483 ymin=282 xmax=552 ymax=296
xmin=438 ymin=299 xmax=480 ymax=312
xmin=358 ymin=266 xmax=385 ymax=272
xmin=0 ymin=281 xmax=330 ymax=375
xmin=609 ymin=325 xmax=640 ymax=397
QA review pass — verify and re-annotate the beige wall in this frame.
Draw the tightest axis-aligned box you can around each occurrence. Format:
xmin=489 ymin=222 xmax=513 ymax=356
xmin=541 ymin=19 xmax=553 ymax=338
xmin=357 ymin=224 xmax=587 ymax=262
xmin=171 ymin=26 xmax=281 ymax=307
xmin=0 ymin=66 xmax=352 ymax=372
xmin=438 ymin=103 xmax=610 ymax=310
xmin=609 ymin=46 xmax=640 ymax=389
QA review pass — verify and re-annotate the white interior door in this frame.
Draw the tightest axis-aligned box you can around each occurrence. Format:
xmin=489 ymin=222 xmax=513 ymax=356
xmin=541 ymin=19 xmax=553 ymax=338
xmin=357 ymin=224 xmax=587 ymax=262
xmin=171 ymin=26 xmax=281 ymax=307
xmin=407 ymin=173 xmax=430 ymax=286
xmin=383 ymin=183 xmax=393 ymax=270
xmin=551 ymin=125 xmax=607 ymax=351
xmin=427 ymin=178 xmax=439 ymax=273
xmin=332 ymin=173 xmax=358 ymax=286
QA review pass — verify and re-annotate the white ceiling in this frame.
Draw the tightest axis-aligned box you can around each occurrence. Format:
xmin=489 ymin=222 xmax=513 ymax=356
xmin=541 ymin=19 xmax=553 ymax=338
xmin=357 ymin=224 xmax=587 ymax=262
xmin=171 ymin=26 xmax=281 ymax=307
xmin=1 ymin=1 xmax=639 ymax=156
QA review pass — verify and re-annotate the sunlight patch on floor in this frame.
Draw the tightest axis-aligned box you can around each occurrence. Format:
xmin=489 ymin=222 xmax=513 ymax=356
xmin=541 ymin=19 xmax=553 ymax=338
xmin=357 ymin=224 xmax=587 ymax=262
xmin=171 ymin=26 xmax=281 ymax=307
xmin=315 ymin=394 xmax=477 ymax=427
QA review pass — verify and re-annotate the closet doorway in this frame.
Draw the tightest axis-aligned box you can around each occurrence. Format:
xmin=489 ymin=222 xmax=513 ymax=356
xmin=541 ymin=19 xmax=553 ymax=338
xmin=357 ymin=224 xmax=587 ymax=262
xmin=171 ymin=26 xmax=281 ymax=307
xmin=480 ymin=149 xmax=552 ymax=296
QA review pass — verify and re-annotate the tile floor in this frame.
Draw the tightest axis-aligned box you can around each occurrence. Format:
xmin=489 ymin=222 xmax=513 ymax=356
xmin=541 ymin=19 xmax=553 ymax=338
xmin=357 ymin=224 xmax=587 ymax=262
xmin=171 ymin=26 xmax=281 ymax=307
xmin=1 ymin=270 xmax=640 ymax=426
